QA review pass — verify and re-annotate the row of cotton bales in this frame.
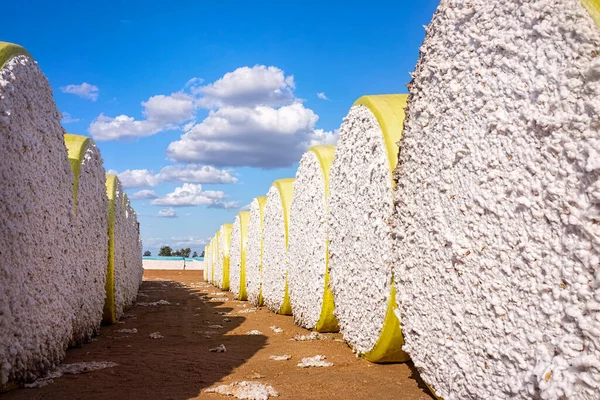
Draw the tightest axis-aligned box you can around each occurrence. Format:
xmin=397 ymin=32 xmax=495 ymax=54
xmin=0 ymin=42 xmax=143 ymax=390
xmin=203 ymin=1 xmax=600 ymax=398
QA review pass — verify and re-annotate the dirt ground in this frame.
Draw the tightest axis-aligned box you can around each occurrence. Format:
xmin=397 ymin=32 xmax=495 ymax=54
xmin=5 ymin=270 xmax=434 ymax=400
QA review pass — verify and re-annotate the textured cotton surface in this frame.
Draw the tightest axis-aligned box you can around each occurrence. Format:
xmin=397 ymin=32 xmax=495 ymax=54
xmin=288 ymin=152 xmax=327 ymax=328
xmin=230 ymin=215 xmax=243 ymax=298
xmin=0 ymin=55 xmax=75 ymax=385
xmin=246 ymin=198 xmax=265 ymax=305
xmin=69 ymin=140 xmax=108 ymax=344
xmin=392 ymin=1 xmax=600 ymax=399
xmin=123 ymin=197 xmax=143 ymax=308
xmin=217 ymin=225 xmax=232 ymax=290
xmin=328 ymin=105 xmax=394 ymax=354
xmin=262 ymin=187 xmax=288 ymax=313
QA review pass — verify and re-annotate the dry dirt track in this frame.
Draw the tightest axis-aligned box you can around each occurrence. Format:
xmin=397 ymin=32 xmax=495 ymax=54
xmin=5 ymin=270 xmax=434 ymax=400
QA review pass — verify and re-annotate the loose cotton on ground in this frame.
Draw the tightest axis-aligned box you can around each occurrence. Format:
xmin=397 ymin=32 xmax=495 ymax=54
xmin=0 ymin=43 xmax=76 ymax=387
xmin=328 ymin=95 xmax=409 ymax=362
xmin=392 ymin=1 xmax=600 ymax=399
xmin=246 ymin=197 xmax=267 ymax=306
xmin=288 ymin=146 xmax=338 ymax=331
xmin=262 ymin=180 xmax=294 ymax=314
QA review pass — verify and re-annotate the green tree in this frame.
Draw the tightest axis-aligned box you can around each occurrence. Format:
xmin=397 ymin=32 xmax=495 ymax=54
xmin=180 ymin=248 xmax=191 ymax=258
xmin=158 ymin=246 xmax=172 ymax=256
xmin=200 ymin=250 xmax=205 ymax=257
xmin=143 ymin=250 xmax=151 ymax=256
xmin=172 ymin=249 xmax=181 ymax=257
xmin=192 ymin=251 xmax=198 ymax=258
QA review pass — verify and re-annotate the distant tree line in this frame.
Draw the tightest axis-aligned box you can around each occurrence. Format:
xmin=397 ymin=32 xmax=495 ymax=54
xmin=143 ymin=247 xmax=205 ymax=257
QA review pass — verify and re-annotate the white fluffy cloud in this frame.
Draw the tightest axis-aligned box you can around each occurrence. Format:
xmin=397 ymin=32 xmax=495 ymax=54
xmin=143 ymin=236 xmax=209 ymax=250
xmin=167 ymin=103 xmax=337 ymax=168
xmin=89 ymin=64 xmax=338 ymax=167
xmin=317 ymin=92 xmax=328 ymax=100
xmin=61 ymin=112 xmax=80 ymax=124
xmin=113 ymin=165 xmax=238 ymax=189
xmin=61 ymin=82 xmax=99 ymax=101
xmin=151 ymin=183 xmax=229 ymax=207
xmin=157 ymin=208 xmax=177 ymax=218
xmin=129 ymin=189 xmax=159 ymax=200
xmin=196 ymin=65 xmax=295 ymax=108
xmin=88 ymin=92 xmax=195 ymax=141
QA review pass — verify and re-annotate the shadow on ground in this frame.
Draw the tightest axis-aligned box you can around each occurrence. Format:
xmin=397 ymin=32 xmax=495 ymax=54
xmin=4 ymin=270 xmax=267 ymax=400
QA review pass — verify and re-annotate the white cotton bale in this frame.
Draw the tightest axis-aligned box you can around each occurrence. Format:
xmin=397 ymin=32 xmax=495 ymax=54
xmin=246 ymin=196 xmax=267 ymax=306
xmin=0 ymin=42 xmax=76 ymax=387
xmin=328 ymin=95 xmax=410 ymax=362
xmin=64 ymin=134 xmax=108 ymax=345
xmin=217 ymin=224 xmax=232 ymax=290
xmin=262 ymin=179 xmax=295 ymax=315
xmin=288 ymin=146 xmax=338 ymax=332
xmin=392 ymin=1 xmax=600 ymax=399
xmin=122 ymin=196 xmax=143 ymax=308
xmin=230 ymin=211 xmax=251 ymax=300
xmin=103 ymin=175 xmax=129 ymax=324
xmin=204 ymin=243 xmax=210 ymax=281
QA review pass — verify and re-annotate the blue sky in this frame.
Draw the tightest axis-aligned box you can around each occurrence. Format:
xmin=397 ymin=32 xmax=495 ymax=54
xmin=3 ymin=0 xmax=439 ymax=255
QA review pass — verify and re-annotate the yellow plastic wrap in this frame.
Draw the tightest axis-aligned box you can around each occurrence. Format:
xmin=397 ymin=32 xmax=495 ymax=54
xmin=256 ymin=196 xmax=268 ymax=306
xmin=0 ymin=41 xmax=32 ymax=70
xmin=64 ymin=134 xmax=92 ymax=213
xmin=214 ymin=232 xmax=220 ymax=284
xmin=102 ymin=174 xmax=118 ymax=324
xmin=307 ymin=145 xmax=340 ymax=332
xmin=270 ymin=179 xmax=295 ymax=315
xmin=582 ymin=0 xmax=600 ymax=27
xmin=352 ymin=94 xmax=410 ymax=363
xmin=237 ymin=211 xmax=251 ymax=300
xmin=219 ymin=224 xmax=233 ymax=290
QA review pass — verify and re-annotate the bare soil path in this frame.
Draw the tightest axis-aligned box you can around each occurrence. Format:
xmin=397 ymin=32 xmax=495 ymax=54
xmin=5 ymin=270 xmax=434 ymax=400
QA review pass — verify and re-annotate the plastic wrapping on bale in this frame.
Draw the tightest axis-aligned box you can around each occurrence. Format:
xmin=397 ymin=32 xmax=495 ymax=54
xmin=0 ymin=42 xmax=76 ymax=388
xmin=262 ymin=179 xmax=295 ymax=315
xmin=230 ymin=211 xmax=251 ymax=300
xmin=392 ymin=1 xmax=600 ymax=399
xmin=288 ymin=146 xmax=338 ymax=332
xmin=64 ymin=134 xmax=108 ymax=345
xmin=328 ymin=95 xmax=410 ymax=363
xmin=246 ymin=197 xmax=268 ymax=306
xmin=217 ymin=225 xmax=232 ymax=290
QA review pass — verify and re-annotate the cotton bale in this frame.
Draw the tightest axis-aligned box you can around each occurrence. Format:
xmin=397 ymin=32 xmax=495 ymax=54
xmin=392 ymin=1 xmax=600 ymax=398
xmin=64 ymin=134 xmax=108 ymax=344
xmin=328 ymin=94 xmax=410 ymax=362
xmin=262 ymin=179 xmax=295 ymax=314
xmin=288 ymin=145 xmax=338 ymax=332
xmin=246 ymin=196 xmax=268 ymax=306
xmin=230 ymin=211 xmax=251 ymax=300
xmin=0 ymin=42 xmax=76 ymax=388
xmin=217 ymin=224 xmax=232 ymax=290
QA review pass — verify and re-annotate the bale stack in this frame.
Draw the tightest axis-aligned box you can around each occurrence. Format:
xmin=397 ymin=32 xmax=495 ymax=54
xmin=288 ymin=146 xmax=338 ymax=332
xmin=0 ymin=42 xmax=77 ymax=389
xmin=392 ymin=1 xmax=600 ymax=398
xmin=328 ymin=95 xmax=410 ymax=362
xmin=246 ymin=196 xmax=268 ymax=306
xmin=216 ymin=225 xmax=232 ymax=290
xmin=230 ymin=211 xmax=251 ymax=300
xmin=64 ymin=134 xmax=108 ymax=344
xmin=262 ymin=179 xmax=295 ymax=315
